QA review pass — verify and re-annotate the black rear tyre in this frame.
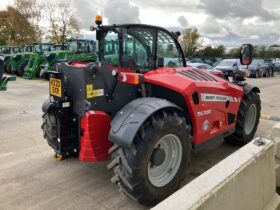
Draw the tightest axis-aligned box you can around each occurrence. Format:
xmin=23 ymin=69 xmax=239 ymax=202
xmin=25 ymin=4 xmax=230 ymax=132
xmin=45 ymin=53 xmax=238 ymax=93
xmin=42 ymin=106 xmax=58 ymax=149
xmin=108 ymin=110 xmax=191 ymax=206
xmin=0 ymin=59 xmax=3 ymax=82
xmin=6 ymin=64 xmax=12 ymax=74
xmin=18 ymin=61 xmax=28 ymax=76
xmin=225 ymin=91 xmax=261 ymax=145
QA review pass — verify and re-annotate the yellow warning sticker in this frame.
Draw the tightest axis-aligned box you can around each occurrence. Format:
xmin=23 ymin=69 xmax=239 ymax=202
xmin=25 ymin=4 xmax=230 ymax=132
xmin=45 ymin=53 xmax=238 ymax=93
xmin=87 ymin=84 xmax=94 ymax=99
xmin=86 ymin=84 xmax=104 ymax=99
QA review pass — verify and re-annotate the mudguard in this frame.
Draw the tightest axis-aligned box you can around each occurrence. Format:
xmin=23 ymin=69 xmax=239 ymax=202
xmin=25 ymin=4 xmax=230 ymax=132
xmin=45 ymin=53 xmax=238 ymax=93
xmin=109 ymin=97 xmax=182 ymax=147
xmin=42 ymin=98 xmax=55 ymax=113
xmin=243 ymin=84 xmax=260 ymax=95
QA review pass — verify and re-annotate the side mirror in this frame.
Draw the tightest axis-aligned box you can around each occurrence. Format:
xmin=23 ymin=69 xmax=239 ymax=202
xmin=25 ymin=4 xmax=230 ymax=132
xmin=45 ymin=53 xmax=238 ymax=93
xmin=90 ymin=26 xmax=96 ymax=31
xmin=240 ymin=44 xmax=253 ymax=65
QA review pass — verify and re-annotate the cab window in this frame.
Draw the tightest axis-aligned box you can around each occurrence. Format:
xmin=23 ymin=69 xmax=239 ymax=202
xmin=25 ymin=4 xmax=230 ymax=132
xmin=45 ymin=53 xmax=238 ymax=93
xmin=104 ymin=31 xmax=119 ymax=66
xmin=157 ymin=30 xmax=184 ymax=67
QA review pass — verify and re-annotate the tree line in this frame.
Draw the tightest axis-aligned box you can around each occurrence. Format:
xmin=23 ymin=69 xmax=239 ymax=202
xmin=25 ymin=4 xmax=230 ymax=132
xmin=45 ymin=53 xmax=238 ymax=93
xmin=178 ymin=28 xmax=226 ymax=58
xmin=0 ymin=0 xmax=79 ymax=46
xmin=179 ymin=28 xmax=280 ymax=59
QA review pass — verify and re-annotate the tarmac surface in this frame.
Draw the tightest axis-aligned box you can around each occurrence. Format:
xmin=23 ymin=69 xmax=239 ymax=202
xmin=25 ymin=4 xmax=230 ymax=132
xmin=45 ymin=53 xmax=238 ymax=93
xmin=0 ymin=75 xmax=279 ymax=210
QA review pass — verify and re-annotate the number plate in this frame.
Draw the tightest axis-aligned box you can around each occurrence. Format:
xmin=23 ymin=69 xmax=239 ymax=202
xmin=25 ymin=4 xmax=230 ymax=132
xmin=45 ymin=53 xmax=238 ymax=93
xmin=50 ymin=78 xmax=62 ymax=97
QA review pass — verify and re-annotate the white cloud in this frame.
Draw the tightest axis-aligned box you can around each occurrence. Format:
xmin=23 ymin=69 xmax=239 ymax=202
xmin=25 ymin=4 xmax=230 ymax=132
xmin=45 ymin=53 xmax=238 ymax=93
xmin=177 ymin=16 xmax=188 ymax=28
xmin=2 ymin=0 xmax=280 ymax=47
xmin=104 ymin=0 xmax=140 ymax=24
xmin=199 ymin=18 xmax=229 ymax=37
xmin=0 ymin=0 xmax=13 ymax=9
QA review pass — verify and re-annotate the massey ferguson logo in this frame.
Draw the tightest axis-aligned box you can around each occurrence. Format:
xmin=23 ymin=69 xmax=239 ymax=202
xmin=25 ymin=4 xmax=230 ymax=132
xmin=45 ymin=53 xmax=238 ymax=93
xmin=201 ymin=93 xmax=240 ymax=103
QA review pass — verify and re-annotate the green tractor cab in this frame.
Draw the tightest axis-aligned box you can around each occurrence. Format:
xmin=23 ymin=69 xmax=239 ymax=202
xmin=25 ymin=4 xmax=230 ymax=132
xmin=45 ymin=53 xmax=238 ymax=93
xmin=23 ymin=43 xmax=54 ymax=79
xmin=66 ymin=39 xmax=97 ymax=62
xmin=40 ymin=39 xmax=97 ymax=79
xmin=40 ymin=44 xmax=72 ymax=79
xmin=104 ymin=39 xmax=119 ymax=65
xmin=10 ymin=45 xmax=34 ymax=76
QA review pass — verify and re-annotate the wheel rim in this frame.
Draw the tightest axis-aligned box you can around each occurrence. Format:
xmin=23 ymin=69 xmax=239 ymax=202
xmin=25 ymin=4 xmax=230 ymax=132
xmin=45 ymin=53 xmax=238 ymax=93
xmin=244 ymin=104 xmax=257 ymax=135
xmin=147 ymin=134 xmax=183 ymax=187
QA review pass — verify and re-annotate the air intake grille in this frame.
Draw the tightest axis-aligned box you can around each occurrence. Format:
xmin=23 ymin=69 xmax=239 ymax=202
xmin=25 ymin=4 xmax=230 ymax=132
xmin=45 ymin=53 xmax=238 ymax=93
xmin=178 ymin=69 xmax=217 ymax=82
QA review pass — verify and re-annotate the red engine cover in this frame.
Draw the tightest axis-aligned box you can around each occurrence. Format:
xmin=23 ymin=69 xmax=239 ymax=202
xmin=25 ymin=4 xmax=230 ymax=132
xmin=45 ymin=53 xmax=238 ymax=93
xmin=80 ymin=111 xmax=113 ymax=162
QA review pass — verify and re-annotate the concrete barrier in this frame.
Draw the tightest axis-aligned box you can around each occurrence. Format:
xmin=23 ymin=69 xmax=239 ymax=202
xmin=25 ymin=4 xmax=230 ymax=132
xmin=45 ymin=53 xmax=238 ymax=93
xmin=152 ymin=138 xmax=280 ymax=210
xmin=271 ymin=123 xmax=280 ymax=187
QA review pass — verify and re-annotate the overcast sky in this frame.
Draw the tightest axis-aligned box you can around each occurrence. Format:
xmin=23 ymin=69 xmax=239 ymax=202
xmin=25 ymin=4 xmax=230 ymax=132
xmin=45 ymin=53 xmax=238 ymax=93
xmin=1 ymin=0 xmax=280 ymax=48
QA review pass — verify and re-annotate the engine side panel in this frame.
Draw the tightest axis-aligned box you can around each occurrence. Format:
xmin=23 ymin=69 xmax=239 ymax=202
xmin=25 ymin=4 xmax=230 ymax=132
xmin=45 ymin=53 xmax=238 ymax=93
xmin=144 ymin=67 xmax=243 ymax=145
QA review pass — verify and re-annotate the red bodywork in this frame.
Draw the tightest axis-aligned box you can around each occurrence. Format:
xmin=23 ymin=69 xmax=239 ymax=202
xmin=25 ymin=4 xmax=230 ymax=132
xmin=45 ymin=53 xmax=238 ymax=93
xmin=144 ymin=67 xmax=243 ymax=145
xmin=77 ymin=64 xmax=243 ymax=161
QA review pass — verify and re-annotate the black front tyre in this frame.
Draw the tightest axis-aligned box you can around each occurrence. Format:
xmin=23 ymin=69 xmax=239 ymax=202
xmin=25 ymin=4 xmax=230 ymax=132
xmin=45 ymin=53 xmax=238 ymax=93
xmin=225 ymin=91 xmax=261 ymax=145
xmin=108 ymin=110 xmax=191 ymax=206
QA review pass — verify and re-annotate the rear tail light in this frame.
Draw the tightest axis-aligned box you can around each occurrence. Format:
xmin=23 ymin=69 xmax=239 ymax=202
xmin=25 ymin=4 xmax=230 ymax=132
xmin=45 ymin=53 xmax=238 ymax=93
xmin=118 ymin=72 xmax=144 ymax=85
xmin=214 ymin=71 xmax=223 ymax=77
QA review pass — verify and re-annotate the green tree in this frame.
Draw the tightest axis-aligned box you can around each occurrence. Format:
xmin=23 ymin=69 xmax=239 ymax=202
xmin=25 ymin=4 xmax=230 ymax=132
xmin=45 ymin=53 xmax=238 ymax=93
xmin=227 ymin=48 xmax=239 ymax=58
xmin=179 ymin=28 xmax=203 ymax=57
xmin=216 ymin=45 xmax=226 ymax=57
xmin=196 ymin=44 xmax=226 ymax=57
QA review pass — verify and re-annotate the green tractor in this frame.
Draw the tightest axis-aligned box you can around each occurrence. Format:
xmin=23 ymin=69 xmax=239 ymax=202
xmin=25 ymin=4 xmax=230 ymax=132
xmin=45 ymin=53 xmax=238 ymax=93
xmin=39 ymin=44 xmax=72 ymax=79
xmin=2 ymin=46 xmax=21 ymax=74
xmin=0 ymin=54 xmax=16 ymax=91
xmin=23 ymin=43 xmax=54 ymax=79
xmin=40 ymin=39 xmax=97 ymax=79
xmin=65 ymin=38 xmax=97 ymax=62
xmin=0 ymin=46 xmax=13 ymax=73
xmin=103 ymin=39 xmax=119 ymax=65
xmin=10 ymin=45 xmax=34 ymax=76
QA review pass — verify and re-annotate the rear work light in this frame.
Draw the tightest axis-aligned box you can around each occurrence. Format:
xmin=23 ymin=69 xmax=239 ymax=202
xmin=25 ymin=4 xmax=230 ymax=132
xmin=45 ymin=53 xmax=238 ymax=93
xmin=118 ymin=72 xmax=144 ymax=85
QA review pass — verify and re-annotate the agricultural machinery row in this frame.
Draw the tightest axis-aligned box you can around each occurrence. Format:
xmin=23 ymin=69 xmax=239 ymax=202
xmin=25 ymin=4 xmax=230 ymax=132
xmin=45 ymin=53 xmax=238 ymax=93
xmin=41 ymin=16 xmax=261 ymax=207
xmin=0 ymin=55 xmax=16 ymax=91
xmin=0 ymin=39 xmax=97 ymax=80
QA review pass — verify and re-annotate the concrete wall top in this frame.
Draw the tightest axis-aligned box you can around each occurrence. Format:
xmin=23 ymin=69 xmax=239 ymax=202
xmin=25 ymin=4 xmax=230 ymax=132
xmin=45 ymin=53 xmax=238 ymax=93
xmin=152 ymin=138 xmax=275 ymax=210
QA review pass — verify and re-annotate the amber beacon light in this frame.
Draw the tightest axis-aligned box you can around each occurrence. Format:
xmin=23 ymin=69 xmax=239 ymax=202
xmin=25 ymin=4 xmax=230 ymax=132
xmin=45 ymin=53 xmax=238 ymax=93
xmin=95 ymin=15 xmax=102 ymax=26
